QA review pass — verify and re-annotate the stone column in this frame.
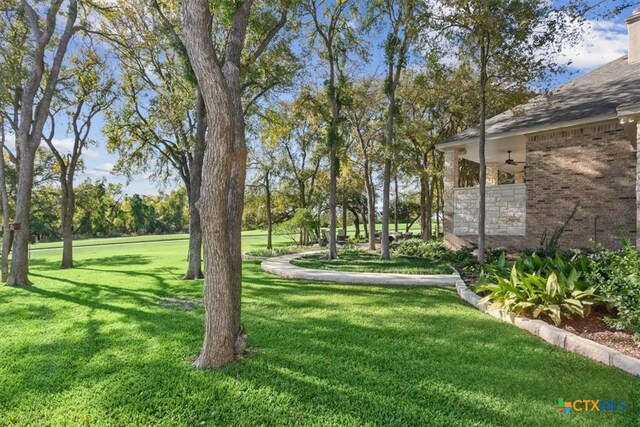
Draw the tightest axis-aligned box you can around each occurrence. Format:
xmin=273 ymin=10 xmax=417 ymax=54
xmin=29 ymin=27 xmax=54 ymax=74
xmin=443 ymin=149 xmax=460 ymax=237
xmin=486 ymin=166 xmax=500 ymax=186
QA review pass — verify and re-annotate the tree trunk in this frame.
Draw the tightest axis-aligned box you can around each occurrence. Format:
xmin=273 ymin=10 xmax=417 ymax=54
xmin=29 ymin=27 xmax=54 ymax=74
xmin=478 ymin=41 xmax=488 ymax=264
xmin=342 ymin=194 xmax=348 ymax=236
xmin=7 ymin=0 xmax=78 ymax=286
xmin=8 ymin=147 xmax=36 ymax=286
xmin=60 ymin=175 xmax=75 ymax=269
xmin=364 ymin=160 xmax=376 ymax=251
xmin=353 ymin=210 xmax=360 ymax=238
xmin=420 ymin=172 xmax=432 ymax=240
xmin=381 ymin=71 xmax=396 ymax=259
xmin=185 ymin=89 xmax=206 ymax=280
xmin=326 ymin=54 xmax=338 ymax=259
xmin=394 ymin=174 xmax=399 ymax=233
xmin=361 ymin=208 xmax=368 ymax=239
xmin=0 ymin=125 xmax=10 ymax=282
xmin=183 ymin=0 xmax=244 ymax=369
xmin=265 ymin=170 xmax=273 ymax=250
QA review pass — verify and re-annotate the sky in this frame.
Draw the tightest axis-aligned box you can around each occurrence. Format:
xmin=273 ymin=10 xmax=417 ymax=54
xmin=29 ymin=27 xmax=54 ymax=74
xmin=11 ymin=2 xmax=637 ymax=196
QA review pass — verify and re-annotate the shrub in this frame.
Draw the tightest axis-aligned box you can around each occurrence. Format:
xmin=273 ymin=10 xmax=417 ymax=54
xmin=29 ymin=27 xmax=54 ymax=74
xmin=477 ymin=252 xmax=603 ymax=325
xmin=586 ymin=241 xmax=640 ymax=340
xmin=244 ymin=246 xmax=306 ymax=257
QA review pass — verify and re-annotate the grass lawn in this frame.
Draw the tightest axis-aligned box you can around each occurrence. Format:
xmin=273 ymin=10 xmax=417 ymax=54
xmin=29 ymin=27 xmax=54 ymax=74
xmin=0 ymin=235 xmax=638 ymax=426
xmin=291 ymin=249 xmax=453 ymax=274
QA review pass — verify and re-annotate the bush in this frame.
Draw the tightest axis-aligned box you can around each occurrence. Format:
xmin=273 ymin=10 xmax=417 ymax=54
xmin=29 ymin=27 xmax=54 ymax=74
xmin=244 ymin=247 xmax=307 ymax=257
xmin=586 ymin=240 xmax=640 ymax=340
xmin=477 ymin=252 xmax=603 ymax=325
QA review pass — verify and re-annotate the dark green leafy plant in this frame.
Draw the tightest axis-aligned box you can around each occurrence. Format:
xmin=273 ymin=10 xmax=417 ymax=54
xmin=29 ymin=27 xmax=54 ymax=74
xmin=477 ymin=252 xmax=603 ymax=325
xmin=586 ymin=240 xmax=640 ymax=341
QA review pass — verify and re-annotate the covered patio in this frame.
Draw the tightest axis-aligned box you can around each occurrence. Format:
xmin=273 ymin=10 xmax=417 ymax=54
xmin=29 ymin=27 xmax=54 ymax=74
xmin=441 ymin=134 xmax=527 ymax=246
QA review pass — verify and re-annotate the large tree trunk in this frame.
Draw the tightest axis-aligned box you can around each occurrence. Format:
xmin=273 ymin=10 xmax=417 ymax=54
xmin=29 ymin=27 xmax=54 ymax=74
xmin=478 ymin=42 xmax=488 ymax=264
xmin=185 ymin=89 xmax=206 ymax=280
xmin=326 ymin=55 xmax=338 ymax=259
xmin=183 ymin=0 xmax=244 ymax=369
xmin=8 ymin=147 xmax=36 ymax=286
xmin=60 ymin=174 xmax=75 ymax=269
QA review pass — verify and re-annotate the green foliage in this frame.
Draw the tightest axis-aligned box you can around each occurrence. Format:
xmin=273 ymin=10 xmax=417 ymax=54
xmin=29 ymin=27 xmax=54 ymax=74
xmin=586 ymin=241 xmax=640 ymax=340
xmin=275 ymin=207 xmax=318 ymax=245
xmin=244 ymin=246 xmax=307 ymax=257
xmin=477 ymin=252 xmax=603 ymax=325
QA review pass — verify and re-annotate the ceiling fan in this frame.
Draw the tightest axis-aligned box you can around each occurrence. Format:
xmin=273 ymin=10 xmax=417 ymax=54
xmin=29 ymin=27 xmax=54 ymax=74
xmin=504 ymin=151 xmax=524 ymax=166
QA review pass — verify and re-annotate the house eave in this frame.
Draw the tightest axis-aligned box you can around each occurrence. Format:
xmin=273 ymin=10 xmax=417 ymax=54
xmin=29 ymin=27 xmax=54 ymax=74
xmin=436 ymin=113 xmax=618 ymax=151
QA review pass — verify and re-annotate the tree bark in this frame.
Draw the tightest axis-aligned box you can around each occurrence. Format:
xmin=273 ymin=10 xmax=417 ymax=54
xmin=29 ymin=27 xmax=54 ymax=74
xmin=341 ymin=194 xmax=348 ymax=236
xmin=183 ymin=0 xmax=244 ymax=369
xmin=364 ymin=163 xmax=376 ymax=251
xmin=8 ymin=147 xmax=36 ymax=285
xmin=0 ymin=124 xmax=11 ymax=282
xmin=394 ymin=173 xmax=399 ymax=233
xmin=60 ymin=173 xmax=75 ymax=269
xmin=265 ymin=170 xmax=273 ymax=250
xmin=361 ymin=207 xmax=368 ymax=239
xmin=478 ymin=39 xmax=488 ymax=264
xmin=420 ymin=170 xmax=432 ymax=240
xmin=184 ymin=89 xmax=206 ymax=279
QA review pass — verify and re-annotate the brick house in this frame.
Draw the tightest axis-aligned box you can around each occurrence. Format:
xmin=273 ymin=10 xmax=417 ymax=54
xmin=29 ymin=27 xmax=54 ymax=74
xmin=436 ymin=9 xmax=640 ymax=250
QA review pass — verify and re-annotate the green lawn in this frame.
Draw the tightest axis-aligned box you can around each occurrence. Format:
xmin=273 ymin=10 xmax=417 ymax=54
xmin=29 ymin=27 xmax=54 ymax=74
xmin=291 ymin=249 xmax=453 ymax=274
xmin=0 ymin=235 xmax=638 ymax=426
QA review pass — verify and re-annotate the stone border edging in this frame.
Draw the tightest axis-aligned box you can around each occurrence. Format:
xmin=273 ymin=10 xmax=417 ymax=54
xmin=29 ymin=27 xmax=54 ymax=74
xmin=261 ymin=251 xmax=460 ymax=287
xmin=454 ymin=273 xmax=640 ymax=377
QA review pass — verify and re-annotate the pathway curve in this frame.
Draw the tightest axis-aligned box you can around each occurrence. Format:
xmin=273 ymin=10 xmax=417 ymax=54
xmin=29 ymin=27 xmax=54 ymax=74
xmin=261 ymin=251 xmax=461 ymax=286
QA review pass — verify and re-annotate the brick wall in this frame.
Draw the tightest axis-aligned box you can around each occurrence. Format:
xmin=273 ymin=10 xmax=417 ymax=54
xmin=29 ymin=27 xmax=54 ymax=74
xmin=525 ymin=120 xmax=636 ymax=249
xmin=453 ymin=184 xmax=526 ymax=236
xmin=444 ymin=120 xmax=637 ymax=250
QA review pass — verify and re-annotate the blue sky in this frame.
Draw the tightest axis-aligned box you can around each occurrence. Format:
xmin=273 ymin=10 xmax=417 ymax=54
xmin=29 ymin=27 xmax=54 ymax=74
xmin=13 ymin=2 xmax=636 ymax=196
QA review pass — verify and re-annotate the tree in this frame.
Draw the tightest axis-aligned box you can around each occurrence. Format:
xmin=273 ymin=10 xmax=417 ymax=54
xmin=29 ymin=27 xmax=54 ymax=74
xmin=440 ymin=0 xmax=578 ymax=263
xmin=260 ymin=94 xmax=326 ymax=245
xmin=345 ymin=79 xmax=384 ymax=250
xmin=99 ymin=1 xmax=206 ymax=279
xmin=303 ymin=0 xmax=359 ymax=259
xmin=44 ymin=48 xmax=115 ymax=268
xmin=375 ymin=0 xmax=419 ymax=259
xmin=5 ymin=0 xmax=78 ymax=286
xmin=182 ymin=0 xmax=290 ymax=368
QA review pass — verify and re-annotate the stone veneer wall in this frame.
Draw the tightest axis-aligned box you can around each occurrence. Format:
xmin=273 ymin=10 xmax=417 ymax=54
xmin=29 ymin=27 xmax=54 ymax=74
xmin=453 ymin=184 xmax=526 ymax=236
xmin=525 ymin=120 xmax=636 ymax=249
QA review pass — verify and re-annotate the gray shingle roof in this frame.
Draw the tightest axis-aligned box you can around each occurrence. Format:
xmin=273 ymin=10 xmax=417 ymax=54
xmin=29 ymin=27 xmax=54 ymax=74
xmin=440 ymin=56 xmax=640 ymax=144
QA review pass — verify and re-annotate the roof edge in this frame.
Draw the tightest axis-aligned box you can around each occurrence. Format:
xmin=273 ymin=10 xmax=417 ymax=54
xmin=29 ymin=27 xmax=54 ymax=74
xmin=435 ymin=113 xmax=618 ymax=150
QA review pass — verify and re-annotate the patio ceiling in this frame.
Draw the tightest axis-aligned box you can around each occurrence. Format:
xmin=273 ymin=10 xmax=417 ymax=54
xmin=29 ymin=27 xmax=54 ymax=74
xmin=450 ymin=134 xmax=526 ymax=173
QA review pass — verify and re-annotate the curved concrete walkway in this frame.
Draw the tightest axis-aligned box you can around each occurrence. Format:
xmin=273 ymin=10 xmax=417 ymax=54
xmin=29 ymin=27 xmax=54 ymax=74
xmin=261 ymin=251 xmax=461 ymax=286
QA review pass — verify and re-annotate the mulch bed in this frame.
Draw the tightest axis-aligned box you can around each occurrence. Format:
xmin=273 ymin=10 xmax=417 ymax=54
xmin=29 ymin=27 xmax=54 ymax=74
xmin=558 ymin=311 xmax=640 ymax=360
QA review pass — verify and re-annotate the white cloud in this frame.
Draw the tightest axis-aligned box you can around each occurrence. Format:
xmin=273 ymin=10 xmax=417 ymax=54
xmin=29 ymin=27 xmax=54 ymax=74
xmin=560 ymin=20 xmax=628 ymax=70
xmin=85 ymin=162 xmax=114 ymax=177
